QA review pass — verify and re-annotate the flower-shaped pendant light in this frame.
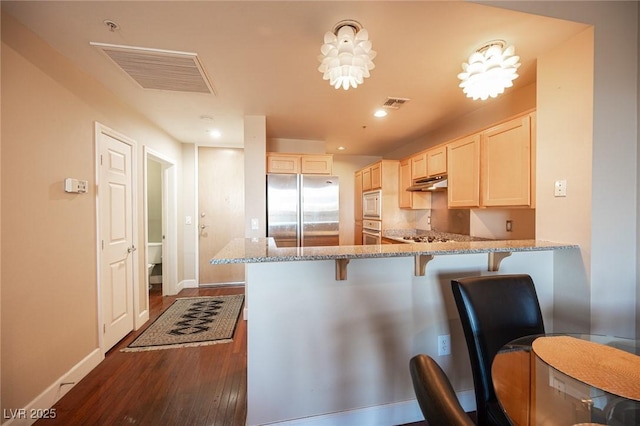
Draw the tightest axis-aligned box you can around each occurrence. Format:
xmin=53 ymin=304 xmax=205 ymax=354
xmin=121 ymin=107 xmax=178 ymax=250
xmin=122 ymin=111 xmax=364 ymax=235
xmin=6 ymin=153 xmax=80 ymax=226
xmin=318 ymin=20 xmax=377 ymax=90
xmin=458 ymin=40 xmax=521 ymax=101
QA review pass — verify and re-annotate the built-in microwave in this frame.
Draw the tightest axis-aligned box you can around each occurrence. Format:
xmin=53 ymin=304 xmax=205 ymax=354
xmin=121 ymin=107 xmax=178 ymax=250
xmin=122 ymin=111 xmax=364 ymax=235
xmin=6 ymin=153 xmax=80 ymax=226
xmin=363 ymin=190 xmax=382 ymax=220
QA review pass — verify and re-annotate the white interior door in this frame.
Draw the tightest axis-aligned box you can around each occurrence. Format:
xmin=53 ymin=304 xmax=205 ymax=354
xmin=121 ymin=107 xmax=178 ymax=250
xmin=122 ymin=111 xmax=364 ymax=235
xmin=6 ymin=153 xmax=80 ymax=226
xmin=99 ymin=129 xmax=135 ymax=352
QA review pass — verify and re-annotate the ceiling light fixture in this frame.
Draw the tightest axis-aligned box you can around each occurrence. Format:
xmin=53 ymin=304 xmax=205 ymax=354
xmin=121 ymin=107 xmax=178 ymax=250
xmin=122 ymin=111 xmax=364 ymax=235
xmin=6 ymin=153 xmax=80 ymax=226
xmin=318 ymin=20 xmax=376 ymax=90
xmin=374 ymin=109 xmax=387 ymax=118
xmin=207 ymin=129 xmax=222 ymax=139
xmin=457 ymin=40 xmax=520 ymax=101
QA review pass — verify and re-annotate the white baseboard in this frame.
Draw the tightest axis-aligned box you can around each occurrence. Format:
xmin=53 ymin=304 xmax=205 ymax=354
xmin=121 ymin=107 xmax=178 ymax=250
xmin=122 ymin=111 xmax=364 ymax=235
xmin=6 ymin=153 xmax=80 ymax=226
xmin=180 ymin=279 xmax=197 ymax=289
xmin=3 ymin=349 xmax=103 ymax=426
xmin=258 ymin=391 xmax=476 ymax=426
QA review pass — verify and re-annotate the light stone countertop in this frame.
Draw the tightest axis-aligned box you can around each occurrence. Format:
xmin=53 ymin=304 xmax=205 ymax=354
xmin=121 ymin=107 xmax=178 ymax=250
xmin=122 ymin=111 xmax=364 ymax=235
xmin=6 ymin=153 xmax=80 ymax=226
xmin=210 ymin=238 xmax=578 ymax=264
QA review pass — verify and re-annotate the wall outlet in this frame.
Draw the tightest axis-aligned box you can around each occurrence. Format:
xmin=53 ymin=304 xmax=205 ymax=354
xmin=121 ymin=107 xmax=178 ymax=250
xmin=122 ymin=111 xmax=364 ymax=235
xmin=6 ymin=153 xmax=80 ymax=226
xmin=438 ymin=334 xmax=451 ymax=356
xmin=251 ymin=218 xmax=259 ymax=230
xmin=554 ymin=179 xmax=567 ymax=197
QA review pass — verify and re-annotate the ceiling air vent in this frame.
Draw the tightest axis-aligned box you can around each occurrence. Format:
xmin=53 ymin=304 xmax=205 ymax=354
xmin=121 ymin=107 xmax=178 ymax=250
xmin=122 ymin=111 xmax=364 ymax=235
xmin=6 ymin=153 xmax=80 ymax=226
xmin=90 ymin=42 xmax=216 ymax=94
xmin=382 ymin=97 xmax=411 ymax=109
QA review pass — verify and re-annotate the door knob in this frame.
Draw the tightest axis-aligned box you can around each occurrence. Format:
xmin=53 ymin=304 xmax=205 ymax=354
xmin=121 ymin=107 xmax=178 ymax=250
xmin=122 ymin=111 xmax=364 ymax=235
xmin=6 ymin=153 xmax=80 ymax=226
xmin=127 ymin=245 xmax=137 ymax=253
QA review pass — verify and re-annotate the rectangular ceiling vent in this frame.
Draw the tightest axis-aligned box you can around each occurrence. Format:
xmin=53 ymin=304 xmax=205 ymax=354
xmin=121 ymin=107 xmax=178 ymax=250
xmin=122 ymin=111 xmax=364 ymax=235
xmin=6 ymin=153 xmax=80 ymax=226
xmin=382 ymin=97 xmax=411 ymax=109
xmin=90 ymin=42 xmax=216 ymax=95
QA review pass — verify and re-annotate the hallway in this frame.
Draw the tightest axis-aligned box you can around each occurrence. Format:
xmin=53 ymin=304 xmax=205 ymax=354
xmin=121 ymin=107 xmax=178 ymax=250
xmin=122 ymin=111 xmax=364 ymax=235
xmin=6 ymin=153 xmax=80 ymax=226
xmin=36 ymin=286 xmax=247 ymax=425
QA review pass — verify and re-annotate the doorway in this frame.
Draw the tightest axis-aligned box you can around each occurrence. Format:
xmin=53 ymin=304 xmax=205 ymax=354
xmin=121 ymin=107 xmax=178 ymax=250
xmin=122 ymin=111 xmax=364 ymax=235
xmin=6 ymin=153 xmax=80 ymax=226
xmin=197 ymin=147 xmax=245 ymax=285
xmin=144 ymin=148 xmax=178 ymax=299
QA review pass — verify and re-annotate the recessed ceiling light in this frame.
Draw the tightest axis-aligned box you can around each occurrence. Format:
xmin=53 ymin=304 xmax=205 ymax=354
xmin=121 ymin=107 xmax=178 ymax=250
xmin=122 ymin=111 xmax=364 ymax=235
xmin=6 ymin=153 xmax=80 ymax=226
xmin=374 ymin=109 xmax=388 ymax=118
xmin=337 ymin=146 xmax=346 ymax=151
xmin=207 ymin=129 xmax=222 ymax=139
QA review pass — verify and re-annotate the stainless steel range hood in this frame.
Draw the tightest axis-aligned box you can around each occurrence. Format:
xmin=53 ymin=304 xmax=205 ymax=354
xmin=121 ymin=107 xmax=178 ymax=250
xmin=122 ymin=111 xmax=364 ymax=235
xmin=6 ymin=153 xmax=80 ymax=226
xmin=407 ymin=175 xmax=448 ymax=192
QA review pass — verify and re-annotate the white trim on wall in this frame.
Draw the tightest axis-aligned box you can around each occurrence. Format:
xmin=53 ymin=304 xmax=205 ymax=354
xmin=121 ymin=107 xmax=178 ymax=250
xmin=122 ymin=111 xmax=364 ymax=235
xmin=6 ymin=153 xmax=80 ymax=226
xmin=1 ymin=349 xmax=103 ymax=426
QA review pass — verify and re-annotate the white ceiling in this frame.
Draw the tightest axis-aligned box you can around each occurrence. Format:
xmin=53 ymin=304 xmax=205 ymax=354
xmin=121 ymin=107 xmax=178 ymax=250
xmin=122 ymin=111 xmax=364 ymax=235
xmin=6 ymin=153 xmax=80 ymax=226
xmin=3 ymin=1 xmax=588 ymax=156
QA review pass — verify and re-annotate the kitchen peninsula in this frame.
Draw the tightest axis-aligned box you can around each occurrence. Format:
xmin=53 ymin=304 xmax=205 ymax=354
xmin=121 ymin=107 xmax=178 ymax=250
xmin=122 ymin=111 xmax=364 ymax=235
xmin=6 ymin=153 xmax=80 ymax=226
xmin=212 ymin=238 xmax=577 ymax=426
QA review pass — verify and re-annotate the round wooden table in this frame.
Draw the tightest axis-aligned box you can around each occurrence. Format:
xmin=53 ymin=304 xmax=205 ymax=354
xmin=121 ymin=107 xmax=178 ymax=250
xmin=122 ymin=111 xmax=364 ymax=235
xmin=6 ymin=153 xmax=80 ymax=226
xmin=492 ymin=334 xmax=640 ymax=425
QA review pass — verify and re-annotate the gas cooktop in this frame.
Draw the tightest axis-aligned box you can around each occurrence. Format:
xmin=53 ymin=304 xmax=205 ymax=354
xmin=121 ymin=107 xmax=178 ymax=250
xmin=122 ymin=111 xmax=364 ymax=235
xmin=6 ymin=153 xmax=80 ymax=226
xmin=402 ymin=236 xmax=454 ymax=243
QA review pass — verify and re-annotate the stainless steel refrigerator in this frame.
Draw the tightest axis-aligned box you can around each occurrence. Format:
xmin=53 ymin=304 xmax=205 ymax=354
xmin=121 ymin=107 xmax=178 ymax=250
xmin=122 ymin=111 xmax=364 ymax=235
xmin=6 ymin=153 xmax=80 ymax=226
xmin=266 ymin=174 xmax=339 ymax=247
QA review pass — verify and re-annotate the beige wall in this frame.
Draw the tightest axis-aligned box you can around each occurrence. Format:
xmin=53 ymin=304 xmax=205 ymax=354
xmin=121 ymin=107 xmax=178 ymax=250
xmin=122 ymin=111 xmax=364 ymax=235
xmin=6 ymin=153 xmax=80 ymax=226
xmin=1 ymin=13 xmax=184 ymax=411
xmin=537 ymin=27 xmax=594 ymax=332
xmin=147 ymin=159 xmax=163 ymax=243
xmin=495 ymin=0 xmax=638 ymax=338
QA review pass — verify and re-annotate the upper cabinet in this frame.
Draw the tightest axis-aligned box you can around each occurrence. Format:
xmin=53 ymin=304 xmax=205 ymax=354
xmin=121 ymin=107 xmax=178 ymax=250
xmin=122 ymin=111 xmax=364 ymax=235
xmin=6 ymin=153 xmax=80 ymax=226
xmin=411 ymin=153 xmax=427 ymax=179
xmin=399 ymin=158 xmax=431 ymax=210
xmin=481 ymin=115 xmax=531 ymax=207
xmin=267 ymin=153 xmax=333 ymax=174
xmin=447 ymin=112 xmax=534 ymax=208
xmin=447 ymin=134 xmax=481 ymax=208
xmin=409 ymin=145 xmax=447 ymax=180
xmin=427 ymin=146 xmax=447 ymax=177
xmin=361 ymin=162 xmax=381 ymax=191
xmin=267 ymin=154 xmax=300 ymax=174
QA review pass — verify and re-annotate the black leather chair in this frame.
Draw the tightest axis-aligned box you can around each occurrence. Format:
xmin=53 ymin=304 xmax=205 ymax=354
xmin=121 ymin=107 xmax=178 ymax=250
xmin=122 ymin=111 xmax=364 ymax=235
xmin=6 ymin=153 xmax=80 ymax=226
xmin=410 ymin=354 xmax=474 ymax=426
xmin=451 ymin=274 xmax=545 ymax=426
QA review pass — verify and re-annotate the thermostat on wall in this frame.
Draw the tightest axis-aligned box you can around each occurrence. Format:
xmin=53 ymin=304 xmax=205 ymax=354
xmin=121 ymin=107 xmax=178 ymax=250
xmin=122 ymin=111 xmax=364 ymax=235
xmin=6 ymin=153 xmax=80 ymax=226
xmin=64 ymin=178 xmax=88 ymax=193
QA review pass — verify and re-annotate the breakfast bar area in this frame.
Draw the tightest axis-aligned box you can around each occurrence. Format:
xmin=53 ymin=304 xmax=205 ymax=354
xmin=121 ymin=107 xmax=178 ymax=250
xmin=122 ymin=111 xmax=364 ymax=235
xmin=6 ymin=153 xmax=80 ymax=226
xmin=212 ymin=238 xmax=577 ymax=425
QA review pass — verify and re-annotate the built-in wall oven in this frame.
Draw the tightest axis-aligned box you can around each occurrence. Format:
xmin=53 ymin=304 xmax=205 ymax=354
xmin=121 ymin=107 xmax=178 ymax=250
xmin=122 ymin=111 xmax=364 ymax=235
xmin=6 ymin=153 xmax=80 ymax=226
xmin=362 ymin=219 xmax=382 ymax=245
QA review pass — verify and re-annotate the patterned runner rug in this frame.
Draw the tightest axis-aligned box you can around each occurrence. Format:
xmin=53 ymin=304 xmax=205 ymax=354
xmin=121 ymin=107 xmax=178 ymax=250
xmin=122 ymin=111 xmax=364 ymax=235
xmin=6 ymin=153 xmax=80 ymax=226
xmin=122 ymin=295 xmax=244 ymax=352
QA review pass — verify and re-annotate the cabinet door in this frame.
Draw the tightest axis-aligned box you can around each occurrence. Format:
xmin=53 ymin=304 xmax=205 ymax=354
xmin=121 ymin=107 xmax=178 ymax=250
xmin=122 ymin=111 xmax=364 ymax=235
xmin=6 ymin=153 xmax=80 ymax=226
xmin=411 ymin=153 xmax=427 ymax=179
xmin=481 ymin=116 xmax=531 ymax=206
xmin=399 ymin=159 xmax=412 ymax=208
xmin=301 ymin=154 xmax=332 ymax=174
xmin=427 ymin=146 xmax=447 ymax=177
xmin=355 ymin=171 xmax=363 ymax=220
xmin=370 ymin=163 xmax=382 ymax=189
xmin=447 ymin=134 xmax=480 ymax=208
xmin=267 ymin=154 xmax=300 ymax=174
xmin=362 ymin=167 xmax=372 ymax=191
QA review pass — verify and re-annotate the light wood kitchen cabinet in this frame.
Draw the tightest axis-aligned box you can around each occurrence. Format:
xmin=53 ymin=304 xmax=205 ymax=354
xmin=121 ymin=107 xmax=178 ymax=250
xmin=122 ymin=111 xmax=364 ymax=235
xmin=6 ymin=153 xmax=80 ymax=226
xmin=267 ymin=154 xmax=300 ymax=174
xmin=355 ymin=171 xmax=363 ymax=220
xmin=399 ymin=158 xmax=431 ymax=209
xmin=354 ymin=170 xmax=363 ymax=244
xmin=370 ymin=162 xmax=382 ymax=189
xmin=266 ymin=153 xmax=333 ymax=174
xmin=399 ymin=159 xmax=412 ymax=208
xmin=481 ymin=115 xmax=531 ymax=206
xmin=411 ymin=153 xmax=427 ymax=179
xmin=362 ymin=167 xmax=372 ymax=191
xmin=447 ymin=134 xmax=481 ymax=208
xmin=301 ymin=155 xmax=333 ymax=174
xmin=426 ymin=145 xmax=447 ymax=176
xmin=360 ymin=162 xmax=382 ymax=191
xmin=355 ymin=160 xmax=409 ymax=232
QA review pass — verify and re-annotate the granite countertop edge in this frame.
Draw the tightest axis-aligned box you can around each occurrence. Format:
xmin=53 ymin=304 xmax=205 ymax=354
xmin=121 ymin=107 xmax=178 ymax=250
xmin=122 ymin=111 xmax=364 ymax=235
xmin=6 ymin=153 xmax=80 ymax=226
xmin=210 ymin=238 xmax=579 ymax=265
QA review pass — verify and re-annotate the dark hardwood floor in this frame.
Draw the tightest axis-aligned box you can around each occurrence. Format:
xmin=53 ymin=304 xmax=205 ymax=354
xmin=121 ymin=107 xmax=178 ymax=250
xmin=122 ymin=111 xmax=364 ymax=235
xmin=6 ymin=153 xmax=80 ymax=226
xmin=37 ymin=286 xmax=247 ymax=426
xmin=37 ymin=285 xmax=465 ymax=425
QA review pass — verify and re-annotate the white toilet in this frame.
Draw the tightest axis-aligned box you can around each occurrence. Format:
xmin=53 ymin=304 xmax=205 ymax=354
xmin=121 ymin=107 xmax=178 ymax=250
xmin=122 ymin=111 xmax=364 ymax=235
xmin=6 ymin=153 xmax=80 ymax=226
xmin=148 ymin=242 xmax=162 ymax=287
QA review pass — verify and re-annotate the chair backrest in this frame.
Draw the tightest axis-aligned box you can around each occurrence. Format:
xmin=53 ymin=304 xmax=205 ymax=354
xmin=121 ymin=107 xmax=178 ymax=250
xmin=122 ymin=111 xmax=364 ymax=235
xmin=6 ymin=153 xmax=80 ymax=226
xmin=451 ymin=274 xmax=545 ymax=426
xmin=409 ymin=354 xmax=475 ymax=426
